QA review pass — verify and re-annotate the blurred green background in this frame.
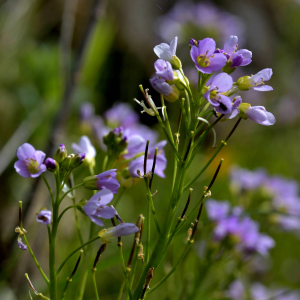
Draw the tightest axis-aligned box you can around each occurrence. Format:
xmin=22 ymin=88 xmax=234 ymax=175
xmin=1 ymin=0 xmax=300 ymax=299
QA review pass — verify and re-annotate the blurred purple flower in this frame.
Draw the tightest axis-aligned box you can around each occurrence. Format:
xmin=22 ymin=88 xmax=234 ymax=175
xmin=83 ymin=189 xmax=116 ymax=226
xmin=95 ymin=169 xmax=120 ymax=194
xmin=203 ymin=73 xmax=233 ymax=114
xmin=36 ymin=210 xmax=52 ymax=225
xmin=230 ymin=166 xmax=268 ymax=191
xmin=104 ymin=102 xmax=139 ymax=128
xmin=155 ymin=2 xmax=245 ymax=46
xmin=17 ymin=236 xmax=28 ymax=250
xmin=98 ymin=223 xmax=139 ymax=243
xmin=190 ymin=38 xmax=227 ymax=74
xmin=14 ymin=143 xmax=46 ymax=178
xmin=129 ymin=141 xmax=167 ymax=178
xmin=80 ymin=102 xmax=95 ymax=122
xmin=206 ymin=199 xmax=230 ymax=221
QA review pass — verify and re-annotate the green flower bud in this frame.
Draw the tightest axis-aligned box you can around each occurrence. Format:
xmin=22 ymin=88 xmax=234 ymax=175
xmin=70 ymin=153 xmax=85 ymax=169
xmin=83 ymin=175 xmax=99 ymax=190
xmin=54 ymin=144 xmax=67 ymax=163
xmin=237 ymin=76 xmax=252 ymax=91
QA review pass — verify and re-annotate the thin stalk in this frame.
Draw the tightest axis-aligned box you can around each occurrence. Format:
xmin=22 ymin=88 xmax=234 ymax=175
xmin=41 ymin=174 xmax=54 ymax=205
xmin=117 ymin=279 xmax=125 ymax=300
xmin=118 ymin=243 xmax=133 ymax=300
xmin=160 ymin=94 xmax=174 ymax=144
xmin=59 ymin=183 xmax=84 ymax=203
xmin=22 ymin=235 xmax=50 ymax=285
xmin=57 ymin=205 xmax=77 ymax=224
xmin=146 ymin=242 xmax=191 ymax=295
xmin=144 ymin=178 xmax=161 ymax=234
xmin=25 ymin=273 xmax=50 ymax=300
xmin=92 ymin=272 xmax=100 ymax=300
xmin=146 ymin=194 xmax=151 ymax=264
xmin=57 ymin=237 xmax=99 ymax=275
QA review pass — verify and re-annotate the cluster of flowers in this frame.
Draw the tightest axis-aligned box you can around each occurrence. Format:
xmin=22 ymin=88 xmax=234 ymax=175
xmin=206 ymin=199 xmax=275 ymax=256
xmin=147 ymin=35 xmax=275 ymax=126
xmin=155 ymin=2 xmax=245 ymax=46
xmin=80 ymin=102 xmax=167 ymax=178
xmin=230 ymin=166 xmax=300 ymax=233
xmin=14 ymin=141 xmax=139 ymax=250
xmin=227 ymin=280 xmax=300 ymax=300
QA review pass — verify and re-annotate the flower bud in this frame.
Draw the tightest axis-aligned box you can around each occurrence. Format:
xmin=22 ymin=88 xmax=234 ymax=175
xmin=164 ymin=85 xmax=180 ymax=102
xmin=170 ymin=55 xmax=182 ymax=70
xmin=83 ymin=175 xmax=98 ymax=190
xmin=98 ymin=223 xmax=139 ymax=243
xmin=54 ymin=144 xmax=67 ymax=163
xmin=44 ymin=158 xmax=59 ymax=172
xmin=237 ymin=76 xmax=252 ymax=91
xmin=60 ymin=154 xmax=75 ymax=171
xmin=70 ymin=153 xmax=86 ymax=169
xmin=36 ymin=210 xmax=52 ymax=225
xmin=237 ymin=103 xmax=251 ymax=119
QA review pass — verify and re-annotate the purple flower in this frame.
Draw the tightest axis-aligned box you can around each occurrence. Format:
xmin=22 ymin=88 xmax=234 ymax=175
xmin=14 ymin=143 xmax=46 ymax=178
xmin=230 ymin=166 xmax=268 ymax=191
xmin=83 ymin=169 xmax=120 ymax=194
xmin=44 ymin=158 xmax=59 ymax=172
xmin=264 ymin=176 xmax=299 ymax=198
xmin=129 ymin=140 xmax=167 ymax=178
xmin=237 ymin=68 xmax=273 ymax=91
xmin=83 ymin=189 xmax=116 ymax=226
xmin=203 ymin=73 xmax=233 ymax=114
xmin=239 ymin=104 xmax=276 ymax=126
xmin=207 ymin=200 xmax=275 ymax=255
xmin=221 ymin=35 xmax=252 ymax=67
xmin=150 ymin=75 xmax=180 ymax=102
xmin=17 ymin=236 xmax=28 ymax=250
xmin=154 ymin=59 xmax=174 ymax=81
xmin=123 ymin=133 xmax=146 ymax=159
xmin=36 ymin=210 xmax=52 ymax=225
xmin=104 ymin=102 xmax=139 ymax=128
xmin=72 ymin=136 xmax=96 ymax=165
xmin=223 ymin=96 xmax=243 ymax=120
xmin=206 ymin=199 xmax=230 ymax=221
xmin=190 ymin=38 xmax=227 ymax=74
xmin=98 ymin=223 xmax=139 ymax=243
xmin=227 ymin=280 xmax=245 ymax=300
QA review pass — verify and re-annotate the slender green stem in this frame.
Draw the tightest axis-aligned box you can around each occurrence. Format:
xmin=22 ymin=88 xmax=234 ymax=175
xmin=72 ymin=197 xmax=84 ymax=245
xmin=160 ymin=94 xmax=174 ymax=144
xmin=119 ymin=243 xmax=133 ymax=300
xmin=114 ymin=153 xmax=144 ymax=168
xmin=144 ymin=178 xmax=161 ymax=234
xmin=61 ymin=280 xmax=70 ymax=300
xmin=92 ymin=272 xmax=100 ymax=300
xmin=146 ymin=242 xmax=192 ymax=295
xmin=57 ymin=205 xmax=77 ymax=224
xmin=156 ymin=113 xmax=181 ymax=160
xmin=117 ymin=279 xmax=125 ymax=300
xmin=25 ymin=273 xmax=50 ymax=299
xmin=146 ymin=194 xmax=151 ymax=265
xmin=22 ymin=235 xmax=50 ymax=285
xmin=57 ymin=236 xmax=99 ymax=275
xmin=177 ymin=98 xmax=189 ymax=130
xmin=59 ymin=183 xmax=84 ymax=203
xmin=42 ymin=174 xmax=55 ymax=205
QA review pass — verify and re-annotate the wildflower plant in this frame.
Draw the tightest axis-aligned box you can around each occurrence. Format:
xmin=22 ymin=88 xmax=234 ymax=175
xmin=14 ymin=35 xmax=276 ymax=300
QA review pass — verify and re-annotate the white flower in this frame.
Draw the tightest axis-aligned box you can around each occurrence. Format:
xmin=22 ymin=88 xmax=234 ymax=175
xmin=72 ymin=136 xmax=96 ymax=165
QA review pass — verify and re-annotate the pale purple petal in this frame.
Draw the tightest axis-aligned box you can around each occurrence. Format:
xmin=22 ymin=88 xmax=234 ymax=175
xmin=97 ymin=169 xmax=117 ymax=179
xmin=89 ymin=189 xmax=114 ymax=205
xmin=36 ymin=210 xmax=52 ymax=225
xmin=150 ymin=76 xmax=173 ymax=95
xmin=169 ymin=37 xmax=178 ymax=56
xmin=246 ymin=106 xmax=275 ymax=126
xmin=33 ymin=151 xmax=46 ymax=165
xmin=190 ymin=45 xmax=199 ymax=64
xmin=224 ymin=35 xmax=238 ymax=55
xmin=215 ymin=95 xmax=233 ymax=114
xmin=251 ymin=68 xmax=273 ymax=84
xmin=103 ymin=223 xmax=139 ymax=238
xmin=206 ymin=199 xmax=230 ymax=221
xmin=154 ymin=59 xmax=174 ymax=81
xmin=18 ymin=237 xmax=28 ymax=250
xmin=14 ymin=160 xmax=31 ymax=177
xmin=206 ymin=53 xmax=227 ymax=72
xmin=211 ymin=73 xmax=233 ymax=92
xmin=233 ymin=49 xmax=252 ymax=66
xmin=231 ymin=55 xmax=243 ymax=67
xmin=124 ymin=134 xmax=146 ymax=159
xmin=252 ymin=85 xmax=273 ymax=91
xmin=89 ymin=215 xmax=104 ymax=226
xmin=96 ymin=206 xmax=116 ymax=219
xmin=198 ymin=38 xmax=216 ymax=56
xmin=16 ymin=143 xmax=36 ymax=161
xmin=98 ymin=178 xmax=120 ymax=193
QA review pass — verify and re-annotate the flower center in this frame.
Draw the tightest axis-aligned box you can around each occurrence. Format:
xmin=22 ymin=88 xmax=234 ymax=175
xmin=24 ymin=158 xmax=40 ymax=174
xmin=197 ymin=55 xmax=210 ymax=67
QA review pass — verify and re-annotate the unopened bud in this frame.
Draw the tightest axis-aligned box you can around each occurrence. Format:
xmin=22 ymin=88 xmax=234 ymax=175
xmin=237 ymin=76 xmax=252 ymax=91
xmin=44 ymin=158 xmax=59 ymax=172
xmin=60 ymin=154 xmax=75 ymax=171
xmin=54 ymin=144 xmax=67 ymax=163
